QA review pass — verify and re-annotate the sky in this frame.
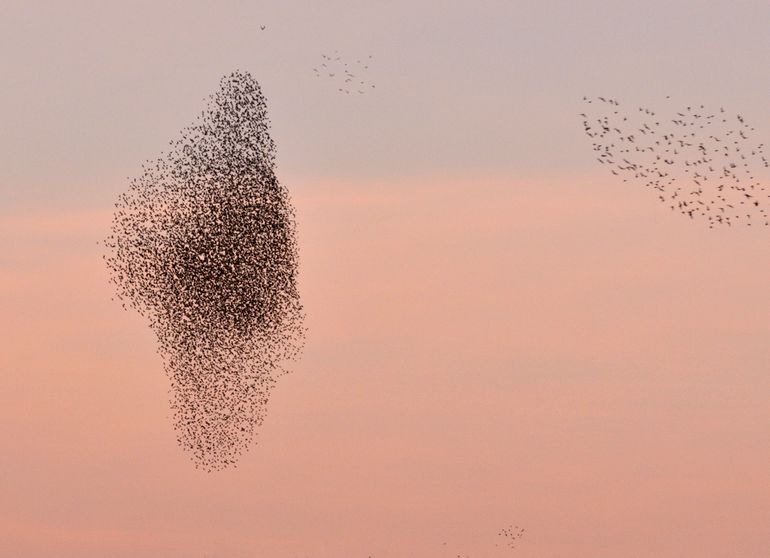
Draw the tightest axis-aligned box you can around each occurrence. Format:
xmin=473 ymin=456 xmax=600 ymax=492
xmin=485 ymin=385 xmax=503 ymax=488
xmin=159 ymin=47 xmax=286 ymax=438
xmin=1 ymin=1 xmax=770 ymax=557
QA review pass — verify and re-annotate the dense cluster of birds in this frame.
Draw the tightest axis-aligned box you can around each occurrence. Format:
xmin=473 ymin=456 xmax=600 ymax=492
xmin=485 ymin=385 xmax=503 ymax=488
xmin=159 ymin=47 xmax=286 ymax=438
xmin=104 ymin=71 xmax=305 ymax=471
xmin=581 ymin=96 xmax=769 ymax=228
xmin=497 ymin=525 xmax=525 ymax=550
xmin=312 ymin=51 xmax=376 ymax=95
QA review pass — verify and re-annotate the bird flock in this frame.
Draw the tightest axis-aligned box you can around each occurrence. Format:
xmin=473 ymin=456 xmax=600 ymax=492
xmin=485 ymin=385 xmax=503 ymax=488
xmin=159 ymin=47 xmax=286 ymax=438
xmin=497 ymin=525 xmax=525 ymax=550
xmin=312 ymin=51 xmax=376 ymax=95
xmin=581 ymin=96 xmax=769 ymax=228
xmin=104 ymin=71 xmax=305 ymax=471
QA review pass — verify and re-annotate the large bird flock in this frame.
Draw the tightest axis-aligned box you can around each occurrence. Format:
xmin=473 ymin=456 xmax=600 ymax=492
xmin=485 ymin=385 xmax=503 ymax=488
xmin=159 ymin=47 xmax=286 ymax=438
xmin=104 ymin=71 xmax=305 ymax=471
xmin=581 ymin=96 xmax=769 ymax=228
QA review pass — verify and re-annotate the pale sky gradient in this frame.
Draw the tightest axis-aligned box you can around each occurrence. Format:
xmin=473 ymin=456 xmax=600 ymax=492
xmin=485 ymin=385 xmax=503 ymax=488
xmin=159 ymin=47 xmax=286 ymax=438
xmin=2 ymin=1 xmax=770 ymax=557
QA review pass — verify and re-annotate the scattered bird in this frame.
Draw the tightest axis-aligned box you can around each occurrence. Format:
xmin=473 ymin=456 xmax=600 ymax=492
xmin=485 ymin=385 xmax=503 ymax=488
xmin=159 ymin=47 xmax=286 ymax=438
xmin=259 ymin=25 xmax=266 ymax=31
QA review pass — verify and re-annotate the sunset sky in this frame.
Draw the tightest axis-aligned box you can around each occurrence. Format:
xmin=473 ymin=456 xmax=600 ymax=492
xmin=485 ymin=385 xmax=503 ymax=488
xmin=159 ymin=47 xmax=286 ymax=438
xmin=2 ymin=1 xmax=770 ymax=557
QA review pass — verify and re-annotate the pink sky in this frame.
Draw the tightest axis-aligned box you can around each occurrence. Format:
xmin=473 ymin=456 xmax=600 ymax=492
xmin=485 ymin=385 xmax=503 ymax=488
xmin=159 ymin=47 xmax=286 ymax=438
xmin=3 ymin=1 xmax=770 ymax=555
xmin=2 ymin=174 xmax=769 ymax=557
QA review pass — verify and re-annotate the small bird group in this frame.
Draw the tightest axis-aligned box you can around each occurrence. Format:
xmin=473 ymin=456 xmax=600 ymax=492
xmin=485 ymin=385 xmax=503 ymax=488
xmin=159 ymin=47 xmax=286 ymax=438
xmin=580 ymin=95 xmax=769 ymax=228
xmin=497 ymin=525 xmax=525 ymax=550
xmin=312 ymin=50 xmax=376 ymax=95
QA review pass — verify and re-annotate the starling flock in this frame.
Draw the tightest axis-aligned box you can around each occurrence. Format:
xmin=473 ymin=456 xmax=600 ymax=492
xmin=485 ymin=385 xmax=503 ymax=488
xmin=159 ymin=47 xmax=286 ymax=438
xmin=581 ymin=96 xmax=769 ymax=228
xmin=312 ymin=51 xmax=376 ymax=95
xmin=104 ymin=71 xmax=305 ymax=471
